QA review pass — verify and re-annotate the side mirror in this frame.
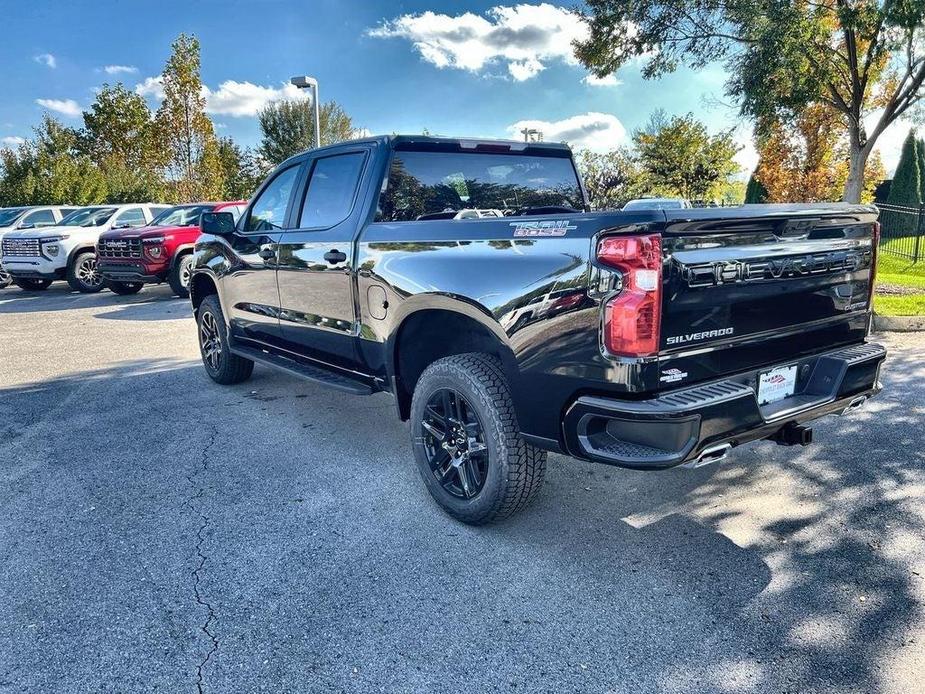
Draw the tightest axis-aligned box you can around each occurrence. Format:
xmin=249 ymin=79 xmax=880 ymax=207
xmin=19 ymin=223 xmax=35 ymax=230
xmin=201 ymin=211 xmax=236 ymax=236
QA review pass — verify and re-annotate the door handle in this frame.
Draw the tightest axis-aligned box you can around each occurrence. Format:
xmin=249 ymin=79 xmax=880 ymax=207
xmin=324 ymin=249 xmax=347 ymax=264
xmin=258 ymin=247 xmax=275 ymax=261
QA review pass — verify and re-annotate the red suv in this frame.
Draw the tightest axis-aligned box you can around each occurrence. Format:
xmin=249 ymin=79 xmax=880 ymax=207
xmin=97 ymin=201 xmax=246 ymax=297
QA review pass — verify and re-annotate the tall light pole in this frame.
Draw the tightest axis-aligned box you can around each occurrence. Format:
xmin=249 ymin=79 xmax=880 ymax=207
xmin=290 ymin=75 xmax=321 ymax=149
xmin=520 ymin=127 xmax=543 ymax=143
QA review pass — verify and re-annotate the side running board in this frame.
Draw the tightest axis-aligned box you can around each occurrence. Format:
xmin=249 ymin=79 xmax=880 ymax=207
xmin=229 ymin=344 xmax=374 ymax=395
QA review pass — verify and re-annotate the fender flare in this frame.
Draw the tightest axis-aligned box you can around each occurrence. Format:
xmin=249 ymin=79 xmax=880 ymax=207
xmin=66 ymin=243 xmax=98 ymax=268
xmin=188 ymin=268 xmax=226 ymax=320
xmin=384 ymin=293 xmax=523 ymax=413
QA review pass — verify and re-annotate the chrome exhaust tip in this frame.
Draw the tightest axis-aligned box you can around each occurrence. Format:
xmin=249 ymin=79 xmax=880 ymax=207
xmin=838 ymin=395 xmax=868 ymax=416
xmin=682 ymin=443 xmax=732 ymax=469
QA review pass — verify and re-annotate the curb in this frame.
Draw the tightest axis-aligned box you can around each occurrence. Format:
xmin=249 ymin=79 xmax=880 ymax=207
xmin=873 ymin=313 xmax=925 ymax=332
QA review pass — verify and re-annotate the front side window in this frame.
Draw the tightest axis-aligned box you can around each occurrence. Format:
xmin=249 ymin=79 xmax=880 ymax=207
xmin=376 ymin=150 xmax=584 ymax=222
xmin=298 ymin=152 xmax=366 ymax=229
xmin=113 ymin=208 xmax=147 ymax=228
xmin=245 ymin=165 xmax=300 ymax=232
xmin=59 ymin=207 xmax=117 ymax=227
xmin=22 ymin=209 xmax=55 ymax=227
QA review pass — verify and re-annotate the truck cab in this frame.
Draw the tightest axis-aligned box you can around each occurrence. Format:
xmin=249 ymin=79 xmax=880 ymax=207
xmin=97 ymin=201 xmax=246 ymax=296
xmin=189 ymin=135 xmax=885 ymax=524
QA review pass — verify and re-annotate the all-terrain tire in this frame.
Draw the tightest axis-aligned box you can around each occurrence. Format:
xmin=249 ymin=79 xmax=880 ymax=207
xmin=410 ymin=352 xmax=546 ymax=525
xmin=107 ymin=281 xmax=144 ymax=295
xmin=14 ymin=278 xmax=52 ymax=291
xmin=197 ymin=294 xmax=254 ymax=385
xmin=67 ymin=251 xmax=104 ymax=293
xmin=0 ymin=267 xmax=12 ymax=289
xmin=168 ymin=254 xmax=194 ymax=298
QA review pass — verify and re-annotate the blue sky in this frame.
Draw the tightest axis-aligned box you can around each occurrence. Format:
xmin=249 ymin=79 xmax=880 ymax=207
xmin=0 ymin=0 xmax=912 ymax=174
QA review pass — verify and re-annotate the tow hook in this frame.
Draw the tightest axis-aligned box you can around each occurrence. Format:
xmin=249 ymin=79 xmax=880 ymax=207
xmin=771 ymin=423 xmax=813 ymax=447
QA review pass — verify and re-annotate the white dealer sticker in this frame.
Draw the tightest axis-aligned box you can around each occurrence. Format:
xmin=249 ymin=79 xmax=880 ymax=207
xmin=757 ymin=365 xmax=797 ymax=405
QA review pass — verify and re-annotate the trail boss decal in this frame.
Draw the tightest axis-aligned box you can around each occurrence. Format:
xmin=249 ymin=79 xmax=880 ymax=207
xmin=666 ymin=327 xmax=734 ymax=346
xmin=510 ymin=220 xmax=577 ymax=237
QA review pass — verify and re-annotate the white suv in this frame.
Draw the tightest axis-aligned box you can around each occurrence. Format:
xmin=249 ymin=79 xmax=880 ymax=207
xmin=0 ymin=206 xmax=78 ymax=289
xmin=1 ymin=203 xmax=167 ymax=292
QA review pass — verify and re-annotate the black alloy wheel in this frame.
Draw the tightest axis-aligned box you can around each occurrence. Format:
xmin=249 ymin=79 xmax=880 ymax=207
xmin=420 ymin=388 xmax=489 ymax=500
xmin=199 ymin=309 xmax=223 ymax=373
xmin=196 ymin=295 xmax=254 ymax=385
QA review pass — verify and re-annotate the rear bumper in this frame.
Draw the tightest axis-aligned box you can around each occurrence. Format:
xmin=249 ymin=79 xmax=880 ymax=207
xmin=563 ymin=342 xmax=886 ymax=470
xmin=98 ymin=261 xmax=166 ymax=284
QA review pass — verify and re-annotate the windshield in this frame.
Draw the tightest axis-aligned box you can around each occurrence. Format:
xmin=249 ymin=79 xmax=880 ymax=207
xmin=151 ymin=204 xmax=215 ymax=227
xmin=59 ymin=207 xmax=117 ymax=227
xmin=376 ymin=150 xmax=585 ymax=222
xmin=0 ymin=208 xmax=27 ymax=226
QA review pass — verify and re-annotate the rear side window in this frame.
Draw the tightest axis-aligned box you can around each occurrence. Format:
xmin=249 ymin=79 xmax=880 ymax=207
xmin=376 ymin=150 xmax=584 ymax=222
xmin=298 ymin=152 xmax=366 ymax=229
xmin=245 ymin=165 xmax=300 ymax=232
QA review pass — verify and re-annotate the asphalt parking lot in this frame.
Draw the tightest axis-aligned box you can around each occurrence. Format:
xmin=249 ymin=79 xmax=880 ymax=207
xmin=1 ymin=284 xmax=923 ymax=694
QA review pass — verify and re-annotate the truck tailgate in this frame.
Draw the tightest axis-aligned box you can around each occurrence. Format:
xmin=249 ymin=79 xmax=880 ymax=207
xmin=657 ymin=204 xmax=878 ymax=388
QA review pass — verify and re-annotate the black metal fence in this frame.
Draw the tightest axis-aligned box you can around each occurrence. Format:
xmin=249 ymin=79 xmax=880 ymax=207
xmin=876 ymin=203 xmax=924 ymax=262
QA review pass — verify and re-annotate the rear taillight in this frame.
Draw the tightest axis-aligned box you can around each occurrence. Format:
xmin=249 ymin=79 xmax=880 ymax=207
xmin=597 ymin=234 xmax=663 ymax=357
xmin=869 ymin=221 xmax=881 ymax=304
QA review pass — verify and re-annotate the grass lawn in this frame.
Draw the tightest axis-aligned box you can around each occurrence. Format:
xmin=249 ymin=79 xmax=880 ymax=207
xmin=875 ymin=245 xmax=925 ymax=316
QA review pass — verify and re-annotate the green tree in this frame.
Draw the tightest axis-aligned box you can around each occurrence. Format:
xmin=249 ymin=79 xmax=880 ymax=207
xmin=258 ymin=99 xmax=355 ymax=166
xmin=82 ymin=83 xmax=163 ymax=202
xmin=884 ymin=130 xmax=922 ymax=233
xmin=745 ymin=170 xmax=768 ymax=203
xmin=575 ymin=0 xmax=925 ymax=203
xmin=575 ymin=148 xmax=644 ymax=209
xmin=153 ymin=34 xmax=222 ymax=202
xmin=0 ymin=115 xmax=106 ymax=206
xmin=632 ymin=111 xmax=740 ymax=201
xmin=216 ymin=137 xmax=265 ymax=200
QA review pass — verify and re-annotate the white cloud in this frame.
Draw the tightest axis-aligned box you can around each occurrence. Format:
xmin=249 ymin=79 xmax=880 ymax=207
xmin=34 ymin=53 xmax=56 ymax=69
xmin=35 ymin=98 xmax=83 ymax=117
xmin=204 ymin=80 xmax=305 ymax=117
xmin=368 ymin=3 xmax=588 ymax=81
xmin=134 ymin=76 xmax=308 ymax=117
xmin=103 ymin=64 xmax=138 ymax=75
xmin=733 ymin=131 xmax=759 ymax=176
xmin=134 ymin=75 xmax=166 ymax=100
xmin=582 ymin=73 xmax=622 ymax=87
xmin=1 ymin=136 xmax=25 ymax=147
xmin=507 ymin=112 xmax=626 ymax=151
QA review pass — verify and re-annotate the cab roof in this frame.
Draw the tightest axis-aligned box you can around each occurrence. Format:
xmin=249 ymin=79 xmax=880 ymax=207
xmin=282 ymin=134 xmax=572 ymax=167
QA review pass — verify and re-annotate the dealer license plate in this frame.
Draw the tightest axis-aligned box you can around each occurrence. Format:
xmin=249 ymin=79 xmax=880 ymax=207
xmin=757 ymin=365 xmax=797 ymax=405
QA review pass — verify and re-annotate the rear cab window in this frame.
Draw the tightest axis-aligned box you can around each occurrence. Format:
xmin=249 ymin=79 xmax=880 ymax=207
xmin=376 ymin=148 xmax=585 ymax=222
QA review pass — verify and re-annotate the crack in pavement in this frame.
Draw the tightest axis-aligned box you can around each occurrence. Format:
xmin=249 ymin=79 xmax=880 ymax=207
xmin=185 ymin=427 xmax=220 ymax=694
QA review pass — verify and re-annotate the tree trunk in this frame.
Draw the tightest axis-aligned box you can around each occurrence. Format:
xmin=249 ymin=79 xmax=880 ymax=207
xmin=843 ymin=146 xmax=868 ymax=203
xmin=842 ymin=122 xmax=871 ymax=204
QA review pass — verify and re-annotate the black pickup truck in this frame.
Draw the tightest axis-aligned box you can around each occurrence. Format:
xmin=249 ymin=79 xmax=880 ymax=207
xmin=190 ymin=135 xmax=885 ymax=524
